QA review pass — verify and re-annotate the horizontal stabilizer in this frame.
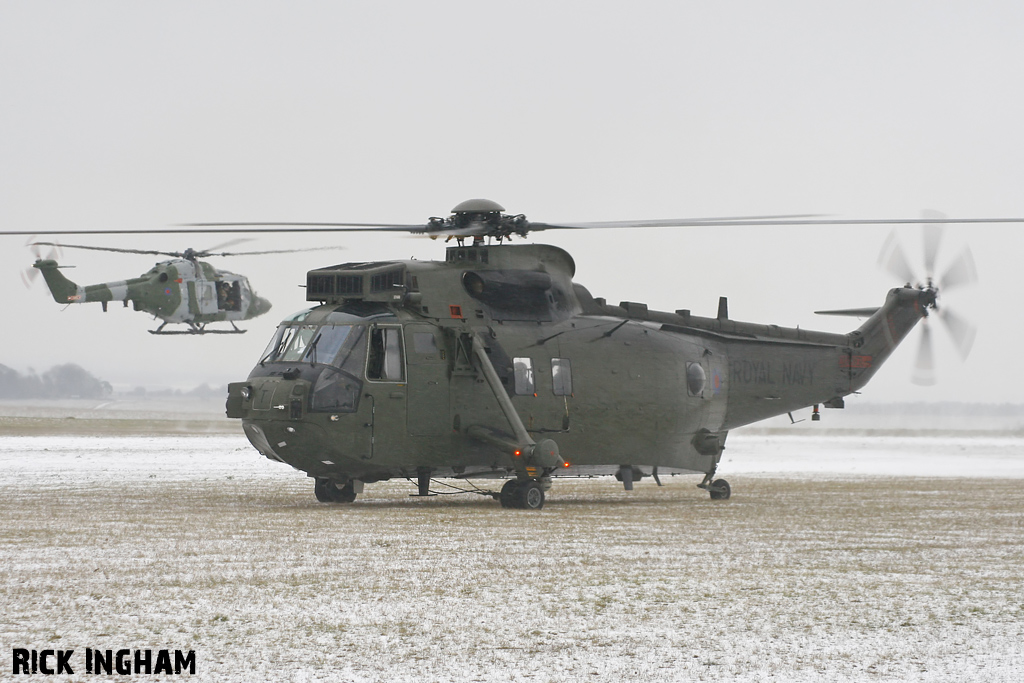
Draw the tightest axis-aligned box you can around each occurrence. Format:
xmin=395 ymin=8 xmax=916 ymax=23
xmin=814 ymin=307 xmax=880 ymax=317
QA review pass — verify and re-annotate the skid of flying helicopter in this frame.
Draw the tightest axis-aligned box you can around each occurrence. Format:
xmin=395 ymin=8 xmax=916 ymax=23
xmin=2 ymin=200 xmax=1018 ymax=509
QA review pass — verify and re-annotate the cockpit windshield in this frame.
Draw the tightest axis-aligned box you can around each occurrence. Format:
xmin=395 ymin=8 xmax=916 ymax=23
xmin=261 ymin=323 xmax=363 ymax=367
xmin=279 ymin=325 xmax=319 ymax=362
xmin=257 ymin=322 xmax=368 ymax=413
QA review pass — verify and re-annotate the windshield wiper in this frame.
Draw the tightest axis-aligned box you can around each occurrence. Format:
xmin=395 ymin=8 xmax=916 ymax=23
xmin=306 ymin=333 xmax=321 ymax=366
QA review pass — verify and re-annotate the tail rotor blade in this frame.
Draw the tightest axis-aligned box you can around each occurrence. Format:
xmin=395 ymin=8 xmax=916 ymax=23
xmin=25 ymin=235 xmax=42 ymax=261
xmin=939 ymin=307 xmax=977 ymax=360
xmin=21 ymin=267 xmax=39 ymax=288
xmin=939 ymin=247 xmax=978 ymax=292
xmin=878 ymin=231 xmax=917 ymax=284
xmin=921 ymin=209 xmax=945 ymax=277
xmin=22 ymin=235 xmax=44 ymax=288
xmin=911 ymin=323 xmax=936 ymax=386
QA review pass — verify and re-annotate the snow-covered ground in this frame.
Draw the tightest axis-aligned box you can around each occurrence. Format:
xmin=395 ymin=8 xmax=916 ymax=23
xmin=2 ymin=433 xmax=1022 ymax=682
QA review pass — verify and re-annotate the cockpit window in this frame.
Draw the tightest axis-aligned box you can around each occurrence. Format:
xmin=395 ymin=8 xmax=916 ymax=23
xmin=259 ymin=326 xmax=287 ymax=363
xmin=305 ymin=325 xmax=353 ymax=365
xmin=310 ymin=326 xmax=367 ymax=413
xmin=260 ymin=323 xmax=366 ymax=367
xmin=278 ymin=325 xmax=318 ymax=362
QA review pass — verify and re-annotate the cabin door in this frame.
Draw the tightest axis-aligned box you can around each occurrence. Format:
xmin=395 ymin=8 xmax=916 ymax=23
xmin=404 ymin=323 xmax=450 ymax=436
xmin=194 ymin=280 xmax=218 ymax=315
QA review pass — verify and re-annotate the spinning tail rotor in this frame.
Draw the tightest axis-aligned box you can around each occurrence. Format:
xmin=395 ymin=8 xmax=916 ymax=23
xmin=877 ymin=212 xmax=978 ymax=385
xmin=21 ymin=236 xmax=63 ymax=288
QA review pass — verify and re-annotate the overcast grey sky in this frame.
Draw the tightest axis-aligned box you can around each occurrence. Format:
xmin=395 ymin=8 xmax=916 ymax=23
xmin=2 ymin=1 xmax=1022 ymax=403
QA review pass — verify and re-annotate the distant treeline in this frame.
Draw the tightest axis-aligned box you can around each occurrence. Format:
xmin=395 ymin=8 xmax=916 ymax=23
xmin=0 ymin=363 xmax=112 ymax=399
xmin=0 ymin=364 xmax=226 ymax=400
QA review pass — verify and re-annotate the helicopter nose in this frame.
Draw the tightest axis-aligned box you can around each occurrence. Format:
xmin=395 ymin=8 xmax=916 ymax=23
xmin=250 ymin=295 xmax=272 ymax=317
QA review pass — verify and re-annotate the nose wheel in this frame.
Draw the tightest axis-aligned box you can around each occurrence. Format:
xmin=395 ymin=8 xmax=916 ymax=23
xmin=498 ymin=479 xmax=545 ymax=510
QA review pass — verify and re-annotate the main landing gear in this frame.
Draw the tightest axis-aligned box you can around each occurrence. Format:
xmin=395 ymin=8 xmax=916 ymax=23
xmin=314 ymin=478 xmax=357 ymax=503
xmin=708 ymin=479 xmax=731 ymax=500
xmin=498 ymin=478 xmax=546 ymax=510
xmin=697 ymin=475 xmax=731 ymax=500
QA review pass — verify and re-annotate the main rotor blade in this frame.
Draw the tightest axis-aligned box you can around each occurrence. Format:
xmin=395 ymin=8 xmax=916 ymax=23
xmin=0 ymin=225 xmax=424 ymax=237
xmin=921 ymin=209 xmax=945 ymax=277
xmin=911 ymin=324 xmax=936 ymax=386
xmin=939 ymin=247 xmax=978 ymax=292
xmin=527 ymin=216 xmax=1024 ymax=230
xmin=206 ymin=246 xmax=346 ymax=257
xmin=527 ymin=214 xmax=825 ymax=230
xmin=877 ymin=232 xmax=917 ymax=284
xmin=4 ymin=215 xmax=1024 ymax=238
xmin=32 ymin=241 xmax=181 ymax=258
xmin=938 ymin=307 xmax=977 ymax=359
xmin=202 ymin=237 xmax=254 ymax=252
xmin=182 ymin=222 xmax=425 ymax=231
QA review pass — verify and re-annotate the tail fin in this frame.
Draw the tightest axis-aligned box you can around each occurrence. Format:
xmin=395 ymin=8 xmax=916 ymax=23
xmin=33 ymin=259 xmax=81 ymax=304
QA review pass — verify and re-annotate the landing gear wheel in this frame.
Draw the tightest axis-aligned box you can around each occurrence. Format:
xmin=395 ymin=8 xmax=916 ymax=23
xmin=314 ymin=478 xmax=357 ymax=503
xmin=514 ymin=481 xmax=545 ymax=510
xmin=708 ymin=478 xmax=731 ymax=500
xmin=337 ymin=481 xmax=357 ymax=504
xmin=314 ymin=478 xmax=338 ymax=502
xmin=499 ymin=479 xmax=519 ymax=508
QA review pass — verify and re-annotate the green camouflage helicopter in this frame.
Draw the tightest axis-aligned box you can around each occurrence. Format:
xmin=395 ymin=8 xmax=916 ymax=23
xmin=208 ymin=199 xmax=988 ymax=509
xmin=4 ymin=202 xmax=1010 ymax=508
xmin=25 ymin=241 xmax=333 ymax=335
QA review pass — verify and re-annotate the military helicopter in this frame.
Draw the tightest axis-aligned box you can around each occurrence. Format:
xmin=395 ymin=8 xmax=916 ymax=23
xmin=3 ymin=201 xmax=1012 ymax=508
xmin=25 ymin=241 xmax=336 ymax=335
xmin=206 ymin=199 xmax=988 ymax=509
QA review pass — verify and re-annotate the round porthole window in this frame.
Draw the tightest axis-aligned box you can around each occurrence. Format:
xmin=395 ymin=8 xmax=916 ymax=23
xmin=686 ymin=362 xmax=706 ymax=396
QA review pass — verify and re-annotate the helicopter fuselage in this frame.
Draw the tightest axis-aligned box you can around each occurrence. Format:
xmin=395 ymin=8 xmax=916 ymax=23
xmin=227 ymin=243 xmax=927 ymax=499
xmin=33 ymin=257 xmax=272 ymax=333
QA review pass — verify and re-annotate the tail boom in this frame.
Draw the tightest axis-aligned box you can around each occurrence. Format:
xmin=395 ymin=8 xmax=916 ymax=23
xmin=34 ymin=259 xmax=137 ymax=306
xmin=845 ymin=286 xmax=932 ymax=391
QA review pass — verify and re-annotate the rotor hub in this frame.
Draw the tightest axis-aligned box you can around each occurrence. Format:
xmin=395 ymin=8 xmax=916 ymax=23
xmin=428 ymin=199 xmax=533 ymax=242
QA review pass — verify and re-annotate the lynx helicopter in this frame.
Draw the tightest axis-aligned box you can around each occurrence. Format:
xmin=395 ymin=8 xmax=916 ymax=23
xmin=25 ymin=241 xmax=337 ymax=335
xmin=3 ymin=200 xmax=1007 ymax=508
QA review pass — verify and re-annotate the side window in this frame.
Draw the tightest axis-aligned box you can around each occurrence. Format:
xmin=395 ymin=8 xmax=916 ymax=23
xmin=513 ymin=357 xmax=535 ymax=395
xmin=367 ymin=327 xmax=405 ymax=382
xmin=551 ymin=358 xmax=572 ymax=396
xmin=686 ymin=361 xmax=706 ymax=397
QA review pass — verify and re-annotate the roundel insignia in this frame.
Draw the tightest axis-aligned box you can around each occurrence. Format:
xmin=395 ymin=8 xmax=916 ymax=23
xmin=164 ymin=288 xmax=172 ymax=295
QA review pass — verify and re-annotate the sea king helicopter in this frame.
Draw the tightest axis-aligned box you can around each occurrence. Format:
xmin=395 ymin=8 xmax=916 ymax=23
xmin=5 ymin=200 xmax=1005 ymax=509
xmin=24 ymin=241 xmax=335 ymax=335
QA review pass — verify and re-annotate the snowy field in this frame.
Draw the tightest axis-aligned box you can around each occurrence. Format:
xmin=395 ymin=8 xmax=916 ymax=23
xmin=2 ymin=433 xmax=1023 ymax=682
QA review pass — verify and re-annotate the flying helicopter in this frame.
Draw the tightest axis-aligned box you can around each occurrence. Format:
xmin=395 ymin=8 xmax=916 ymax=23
xmin=3 ymin=200 xmax=1016 ymax=508
xmin=24 ymin=241 xmax=338 ymax=335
